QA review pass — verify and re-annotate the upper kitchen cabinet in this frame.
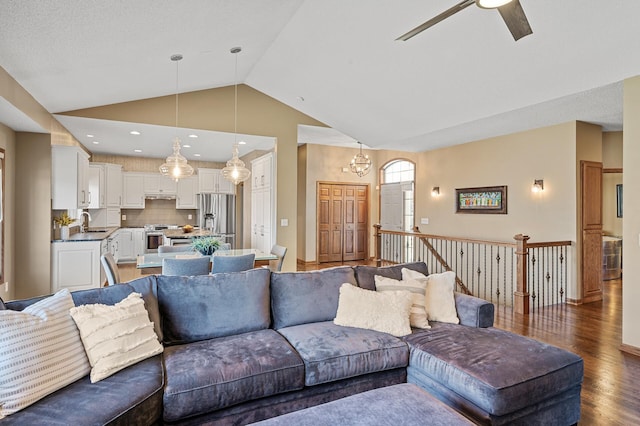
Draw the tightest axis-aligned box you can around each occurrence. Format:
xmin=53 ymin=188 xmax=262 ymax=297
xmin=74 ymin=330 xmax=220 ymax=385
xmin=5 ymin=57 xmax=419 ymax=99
xmin=176 ymin=176 xmax=197 ymax=209
xmin=198 ymin=168 xmax=234 ymax=194
xmin=88 ymin=163 xmax=122 ymax=208
xmin=144 ymin=173 xmax=177 ymax=196
xmin=52 ymin=145 xmax=90 ymax=209
xmin=252 ymin=153 xmax=273 ymax=190
xmin=121 ymin=172 xmax=145 ymax=208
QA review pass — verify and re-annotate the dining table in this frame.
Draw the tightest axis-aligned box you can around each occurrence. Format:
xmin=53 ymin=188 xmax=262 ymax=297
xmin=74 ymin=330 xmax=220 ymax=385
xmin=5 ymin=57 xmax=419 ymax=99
xmin=136 ymin=248 xmax=278 ymax=273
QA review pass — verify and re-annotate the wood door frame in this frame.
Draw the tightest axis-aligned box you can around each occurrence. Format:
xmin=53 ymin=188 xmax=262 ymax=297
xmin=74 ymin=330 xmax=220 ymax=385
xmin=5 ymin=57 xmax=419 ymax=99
xmin=316 ymin=181 xmax=370 ymax=264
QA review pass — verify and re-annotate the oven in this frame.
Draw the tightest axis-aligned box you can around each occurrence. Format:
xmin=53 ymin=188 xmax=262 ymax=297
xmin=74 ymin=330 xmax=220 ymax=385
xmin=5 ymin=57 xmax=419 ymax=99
xmin=144 ymin=224 xmax=175 ymax=253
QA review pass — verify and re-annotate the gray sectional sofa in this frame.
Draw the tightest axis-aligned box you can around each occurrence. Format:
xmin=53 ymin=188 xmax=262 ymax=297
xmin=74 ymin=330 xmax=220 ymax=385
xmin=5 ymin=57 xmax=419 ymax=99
xmin=0 ymin=262 xmax=583 ymax=425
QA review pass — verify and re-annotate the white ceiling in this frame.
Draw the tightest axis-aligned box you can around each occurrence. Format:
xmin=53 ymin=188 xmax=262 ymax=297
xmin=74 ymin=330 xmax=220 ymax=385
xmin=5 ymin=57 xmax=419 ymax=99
xmin=1 ymin=0 xmax=639 ymax=161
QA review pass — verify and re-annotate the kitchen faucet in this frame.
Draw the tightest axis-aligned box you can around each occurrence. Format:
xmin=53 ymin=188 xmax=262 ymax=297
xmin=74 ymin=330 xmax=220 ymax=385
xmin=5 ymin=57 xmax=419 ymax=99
xmin=80 ymin=211 xmax=92 ymax=233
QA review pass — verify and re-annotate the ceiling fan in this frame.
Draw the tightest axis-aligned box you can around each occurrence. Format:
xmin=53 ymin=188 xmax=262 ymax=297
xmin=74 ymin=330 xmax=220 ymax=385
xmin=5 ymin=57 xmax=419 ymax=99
xmin=397 ymin=0 xmax=532 ymax=42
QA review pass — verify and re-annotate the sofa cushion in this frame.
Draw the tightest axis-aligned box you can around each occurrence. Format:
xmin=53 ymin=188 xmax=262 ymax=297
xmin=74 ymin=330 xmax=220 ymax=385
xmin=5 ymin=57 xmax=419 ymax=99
xmin=0 ymin=355 xmax=164 ymax=425
xmin=354 ymin=262 xmax=429 ymax=290
xmin=278 ymin=320 xmax=409 ymax=386
xmin=334 ymin=283 xmax=413 ymax=337
xmin=162 ymin=329 xmax=304 ymax=422
xmin=375 ymin=274 xmax=431 ymax=329
xmin=404 ymin=322 xmax=584 ymax=417
xmin=0 ymin=295 xmax=5 ymax=310
xmin=69 ymin=293 xmax=163 ymax=383
xmin=271 ymin=266 xmax=356 ymax=329
xmin=403 ymin=269 xmax=459 ymax=324
xmin=157 ymin=268 xmax=271 ymax=345
xmin=0 ymin=289 xmax=90 ymax=419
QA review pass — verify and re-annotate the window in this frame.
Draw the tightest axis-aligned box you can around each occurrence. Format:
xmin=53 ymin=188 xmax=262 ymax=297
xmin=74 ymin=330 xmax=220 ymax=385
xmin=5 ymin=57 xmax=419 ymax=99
xmin=380 ymin=160 xmax=416 ymax=262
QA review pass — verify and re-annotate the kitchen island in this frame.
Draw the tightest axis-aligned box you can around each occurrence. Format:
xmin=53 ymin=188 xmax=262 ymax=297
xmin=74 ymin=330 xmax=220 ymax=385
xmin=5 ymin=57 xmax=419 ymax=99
xmin=163 ymin=228 xmax=235 ymax=248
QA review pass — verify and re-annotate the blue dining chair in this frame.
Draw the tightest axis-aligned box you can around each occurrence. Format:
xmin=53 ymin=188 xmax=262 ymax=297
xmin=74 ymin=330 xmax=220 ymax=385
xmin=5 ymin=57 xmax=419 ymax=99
xmin=162 ymin=256 xmax=211 ymax=276
xmin=100 ymin=253 xmax=121 ymax=286
xmin=268 ymin=245 xmax=287 ymax=272
xmin=211 ymin=253 xmax=255 ymax=274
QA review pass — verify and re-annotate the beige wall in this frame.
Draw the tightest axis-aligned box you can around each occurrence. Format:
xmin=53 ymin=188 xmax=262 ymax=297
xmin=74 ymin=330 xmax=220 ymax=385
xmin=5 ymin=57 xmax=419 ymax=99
xmin=603 ymin=131 xmax=623 ymax=168
xmin=63 ymin=85 xmax=326 ymax=271
xmin=623 ymin=76 xmax=640 ymax=350
xmin=15 ymin=133 xmax=52 ymax=299
xmin=602 ymin=132 xmax=623 ymax=237
xmin=0 ymin=123 xmax=15 ymax=301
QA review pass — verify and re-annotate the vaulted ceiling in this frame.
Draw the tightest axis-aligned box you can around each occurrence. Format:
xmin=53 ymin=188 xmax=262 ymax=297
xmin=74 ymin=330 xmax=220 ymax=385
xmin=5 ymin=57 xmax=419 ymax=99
xmin=1 ymin=0 xmax=639 ymax=161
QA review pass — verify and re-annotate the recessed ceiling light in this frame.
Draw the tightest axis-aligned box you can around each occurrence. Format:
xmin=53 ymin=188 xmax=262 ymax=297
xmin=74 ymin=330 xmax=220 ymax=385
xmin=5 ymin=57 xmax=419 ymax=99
xmin=238 ymin=141 xmax=247 ymax=145
xmin=188 ymin=134 xmax=198 ymax=138
xmin=182 ymin=144 xmax=191 ymax=148
xmin=87 ymin=134 xmax=94 ymax=138
xmin=92 ymin=141 xmax=100 ymax=145
xmin=194 ymin=153 xmax=201 ymax=157
xmin=134 ymin=149 xmax=142 ymax=153
xmin=130 ymin=130 xmax=141 ymax=135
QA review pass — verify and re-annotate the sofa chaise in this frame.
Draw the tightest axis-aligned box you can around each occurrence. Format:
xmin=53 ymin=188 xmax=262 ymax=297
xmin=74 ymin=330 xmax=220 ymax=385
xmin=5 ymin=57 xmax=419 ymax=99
xmin=0 ymin=262 xmax=583 ymax=425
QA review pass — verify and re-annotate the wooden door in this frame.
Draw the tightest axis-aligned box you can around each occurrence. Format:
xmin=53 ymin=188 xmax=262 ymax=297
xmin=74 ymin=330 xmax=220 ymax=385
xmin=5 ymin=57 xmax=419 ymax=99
xmin=317 ymin=183 xmax=368 ymax=263
xmin=581 ymin=160 xmax=603 ymax=303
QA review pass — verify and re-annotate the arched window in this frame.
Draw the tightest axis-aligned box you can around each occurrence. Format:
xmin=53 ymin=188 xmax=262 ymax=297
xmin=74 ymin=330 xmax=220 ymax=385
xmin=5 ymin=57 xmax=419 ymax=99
xmin=380 ymin=160 xmax=415 ymax=232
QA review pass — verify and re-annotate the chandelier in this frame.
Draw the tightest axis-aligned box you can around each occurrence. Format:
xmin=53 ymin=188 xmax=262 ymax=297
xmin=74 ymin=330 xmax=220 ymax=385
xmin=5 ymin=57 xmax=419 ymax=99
xmin=350 ymin=141 xmax=372 ymax=177
xmin=159 ymin=54 xmax=194 ymax=181
xmin=221 ymin=47 xmax=251 ymax=185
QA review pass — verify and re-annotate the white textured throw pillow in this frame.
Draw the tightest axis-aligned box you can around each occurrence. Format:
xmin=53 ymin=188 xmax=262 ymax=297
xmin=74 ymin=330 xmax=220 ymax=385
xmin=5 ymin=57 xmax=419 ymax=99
xmin=69 ymin=292 xmax=163 ymax=383
xmin=402 ymin=268 xmax=459 ymax=324
xmin=334 ymin=283 xmax=413 ymax=337
xmin=374 ymin=275 xmax=430 ymax=329
xmin=0 ymin=289 xmax=91 ymax=419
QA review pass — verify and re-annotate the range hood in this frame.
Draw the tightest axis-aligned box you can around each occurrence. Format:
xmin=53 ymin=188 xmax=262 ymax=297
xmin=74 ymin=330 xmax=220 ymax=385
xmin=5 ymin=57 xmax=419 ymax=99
xmin=145 ymin=194 xmax=177 ymax=200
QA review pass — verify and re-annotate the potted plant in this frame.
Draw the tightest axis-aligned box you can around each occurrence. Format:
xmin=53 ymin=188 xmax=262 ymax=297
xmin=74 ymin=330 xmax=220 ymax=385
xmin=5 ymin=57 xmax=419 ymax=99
xmin=53 ymin=212 xmax=75 ymax=240
xmin=191 ymin=236 xmax=222 ymax=256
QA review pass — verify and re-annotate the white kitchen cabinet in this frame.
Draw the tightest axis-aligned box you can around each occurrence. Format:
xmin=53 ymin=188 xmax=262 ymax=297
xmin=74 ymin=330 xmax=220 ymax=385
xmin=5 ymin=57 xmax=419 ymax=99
xmin=90 ymin=207 xmax=121 ymax=228
xmin=115 ymin=228 xmax=135 ymax=262
xmin=122 ymin=172 xmax=145 ymax=208
xmin=250 ymin=153 xmax=275 ymax=254
xmin=176 ymin=176 xmax=198 ymax=209
xmin=89 ymin=163 xmax=123 ymax=209
xmin=198 ymin=168 xmax=235 ymax=194
xmin=105 ymin=163 xmax=123 ymax=207
xmin=133 ymin=228 xmax=145 ymax=257
xmin=252 ymin=153 xmax=273 ymax=190
xmin=52 ymin=146 xmax=90 ymax=209
xmin=88 ymin=164 xmax=105 ymax=208
xmin=51 ymin=241 xmax=101 ymax=292
xmin=144 ymin=173 xmax=177 ymax=195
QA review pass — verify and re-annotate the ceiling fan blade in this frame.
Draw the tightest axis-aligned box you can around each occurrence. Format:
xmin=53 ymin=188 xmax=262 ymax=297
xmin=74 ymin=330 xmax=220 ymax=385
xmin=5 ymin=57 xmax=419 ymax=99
xmin=396 ymin=0 xmax=475 ymax=41
xmin=497 ymin=0 xmax=533 ymax=41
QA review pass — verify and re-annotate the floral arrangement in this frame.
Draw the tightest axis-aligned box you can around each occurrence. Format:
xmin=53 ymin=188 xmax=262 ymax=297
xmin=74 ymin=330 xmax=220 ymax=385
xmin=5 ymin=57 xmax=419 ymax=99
xmin=191 ymin=236 xmax=222 ymax=255
xmin=53 ymin=212 xmax=75 ymax=227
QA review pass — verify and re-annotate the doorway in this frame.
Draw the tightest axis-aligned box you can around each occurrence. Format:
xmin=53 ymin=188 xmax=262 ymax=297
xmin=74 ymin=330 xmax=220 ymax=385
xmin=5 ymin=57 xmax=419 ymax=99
xmin=317 ymin=183 xmax=369 ymax=263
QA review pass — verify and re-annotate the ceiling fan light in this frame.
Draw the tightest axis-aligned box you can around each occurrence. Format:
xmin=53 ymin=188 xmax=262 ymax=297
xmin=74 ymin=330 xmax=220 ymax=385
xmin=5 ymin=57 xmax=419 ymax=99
xmin=476 ymin=0 xmax=513 ymax=9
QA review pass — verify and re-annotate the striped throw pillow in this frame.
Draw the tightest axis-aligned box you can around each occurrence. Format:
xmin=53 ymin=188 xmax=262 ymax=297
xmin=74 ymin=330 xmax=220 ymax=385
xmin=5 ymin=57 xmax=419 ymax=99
xmin=0 ymin=289 xmax=91 ymax=419
xmin=374 ymin=275 xmax=431 ymax=329
xmin=69 ymin=292 xmax=163 ymax=383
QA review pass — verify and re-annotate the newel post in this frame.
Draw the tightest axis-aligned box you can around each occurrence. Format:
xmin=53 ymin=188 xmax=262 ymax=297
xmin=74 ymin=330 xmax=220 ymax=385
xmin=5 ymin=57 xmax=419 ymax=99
xmin=514 ymin=234 xmax=530 ymax=315
xmin=374 ymin=224 xmax=382 ymax=267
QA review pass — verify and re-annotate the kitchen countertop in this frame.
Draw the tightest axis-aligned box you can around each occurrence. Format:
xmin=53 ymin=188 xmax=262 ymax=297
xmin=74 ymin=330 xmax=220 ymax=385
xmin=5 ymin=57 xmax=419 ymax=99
xmin=51 ymin=227 xmax=119 ymax=243
xmin=163 ymin=229 xmax=218 ymax=239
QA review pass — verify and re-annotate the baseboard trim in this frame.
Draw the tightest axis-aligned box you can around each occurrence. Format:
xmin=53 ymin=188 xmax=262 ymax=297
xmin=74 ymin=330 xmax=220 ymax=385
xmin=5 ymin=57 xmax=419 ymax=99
xmin=296 ymin=259 xmax=318 ymax=266
xmin=620 ymin=344 xmax=640 ymax=358
xmin=566 ymin=298 xmax=582 ymax=305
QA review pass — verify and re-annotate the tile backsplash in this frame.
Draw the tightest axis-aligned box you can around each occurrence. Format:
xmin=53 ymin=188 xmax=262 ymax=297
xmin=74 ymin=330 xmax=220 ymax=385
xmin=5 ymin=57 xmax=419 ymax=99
xmin=122 ymin=199 xmax=196 ymax=227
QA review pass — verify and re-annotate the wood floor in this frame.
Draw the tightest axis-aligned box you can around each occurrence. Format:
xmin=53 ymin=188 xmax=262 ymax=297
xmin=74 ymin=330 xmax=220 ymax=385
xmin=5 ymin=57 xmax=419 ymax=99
xmin=119 ymin=262 xmax=639 ymax=425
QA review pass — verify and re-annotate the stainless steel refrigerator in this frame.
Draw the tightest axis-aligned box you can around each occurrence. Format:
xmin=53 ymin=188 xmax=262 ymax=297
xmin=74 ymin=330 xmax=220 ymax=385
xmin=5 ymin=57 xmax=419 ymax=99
xmin=197 ymin=193 xmax=236 ymax=248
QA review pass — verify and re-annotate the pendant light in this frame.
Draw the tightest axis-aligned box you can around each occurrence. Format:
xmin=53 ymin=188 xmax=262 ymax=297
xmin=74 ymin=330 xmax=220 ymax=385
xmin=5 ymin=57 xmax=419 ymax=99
xmin=221 ymin=47 xmax=251 ymax=185
xmin=159 ymin=54 xmax=194 ymax=182
xmin=350 ymin=141 xmax=372 ymax=177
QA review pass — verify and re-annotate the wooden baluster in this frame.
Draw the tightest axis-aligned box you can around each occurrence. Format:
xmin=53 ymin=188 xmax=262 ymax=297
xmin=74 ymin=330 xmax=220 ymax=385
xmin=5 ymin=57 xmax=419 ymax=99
xmin=374 ymin=224 xmax=382 ymax=267
xmin=514 ymin=234 xmax=530 ymax=314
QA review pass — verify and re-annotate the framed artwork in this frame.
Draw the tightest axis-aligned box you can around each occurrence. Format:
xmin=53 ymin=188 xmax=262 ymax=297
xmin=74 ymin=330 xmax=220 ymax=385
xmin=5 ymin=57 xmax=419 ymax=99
xmin=455 ymin=185 xmax=507 ymax=214
xmin=616 ymin=184 xmax=623 ymax=218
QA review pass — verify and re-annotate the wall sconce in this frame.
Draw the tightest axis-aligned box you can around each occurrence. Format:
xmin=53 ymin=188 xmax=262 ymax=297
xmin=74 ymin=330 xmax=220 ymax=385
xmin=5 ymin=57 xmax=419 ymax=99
xmin=431 ymin=186 xmax=440 ymax=197
xmin=532 ymin=179 xmax=544 ymax=193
